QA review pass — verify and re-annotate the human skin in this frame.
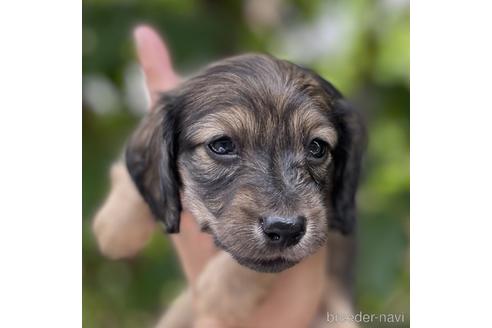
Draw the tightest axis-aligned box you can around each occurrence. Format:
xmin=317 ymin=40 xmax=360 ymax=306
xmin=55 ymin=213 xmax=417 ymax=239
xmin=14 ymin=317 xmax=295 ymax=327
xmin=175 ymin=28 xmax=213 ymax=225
xmin=96 ymin=24 xmax=326 ymax=327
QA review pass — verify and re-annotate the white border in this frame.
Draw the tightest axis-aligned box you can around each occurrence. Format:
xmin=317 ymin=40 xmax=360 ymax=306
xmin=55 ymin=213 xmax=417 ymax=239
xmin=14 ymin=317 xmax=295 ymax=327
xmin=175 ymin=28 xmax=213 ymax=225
xmin=0 ymin=0 xmax=81 ymax=327
xmin=412 ymin=1 xmax=492 ymax=327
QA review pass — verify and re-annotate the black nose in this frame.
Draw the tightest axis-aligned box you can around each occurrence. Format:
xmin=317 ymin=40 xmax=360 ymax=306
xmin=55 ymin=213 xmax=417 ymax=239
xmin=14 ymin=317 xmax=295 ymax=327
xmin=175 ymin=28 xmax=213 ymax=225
xmin=260 ymin=216 xmax=306 ymax=248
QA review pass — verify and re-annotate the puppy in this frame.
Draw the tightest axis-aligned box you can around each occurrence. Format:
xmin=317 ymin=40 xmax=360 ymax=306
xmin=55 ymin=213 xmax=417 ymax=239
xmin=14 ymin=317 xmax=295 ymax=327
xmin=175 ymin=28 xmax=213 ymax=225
xmin=125 ymin=54 xmax=365 ymax=326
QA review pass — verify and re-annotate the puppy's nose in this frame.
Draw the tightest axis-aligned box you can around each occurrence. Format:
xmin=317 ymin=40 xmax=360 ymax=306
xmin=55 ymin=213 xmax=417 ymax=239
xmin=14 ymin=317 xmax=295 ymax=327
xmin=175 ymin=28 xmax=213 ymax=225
xmin=260 ymin=216 xmax=306 ymax=248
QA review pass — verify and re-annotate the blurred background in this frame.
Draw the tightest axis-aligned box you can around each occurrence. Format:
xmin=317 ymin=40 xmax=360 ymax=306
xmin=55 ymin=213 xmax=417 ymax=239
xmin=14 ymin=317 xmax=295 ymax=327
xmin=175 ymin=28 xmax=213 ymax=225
xmin=83 ymin=0 xmax=409 ymax=327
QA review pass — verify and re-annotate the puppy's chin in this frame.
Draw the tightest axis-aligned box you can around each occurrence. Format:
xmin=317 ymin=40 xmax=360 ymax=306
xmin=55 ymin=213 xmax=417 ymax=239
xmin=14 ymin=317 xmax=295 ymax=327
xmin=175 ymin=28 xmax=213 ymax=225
xmin=232 ymin=255 xmax=299 ymax=273
xmin=211 ymin=233 xmax=300 ymax=273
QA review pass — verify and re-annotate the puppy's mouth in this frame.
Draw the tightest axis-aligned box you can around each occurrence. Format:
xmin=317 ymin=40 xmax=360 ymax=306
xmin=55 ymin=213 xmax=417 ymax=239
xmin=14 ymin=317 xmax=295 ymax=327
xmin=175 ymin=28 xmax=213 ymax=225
xmin=212 ymin=234 xmax=299 ymax=272
xmin=233 ymin=255 xmax=298 ymax=273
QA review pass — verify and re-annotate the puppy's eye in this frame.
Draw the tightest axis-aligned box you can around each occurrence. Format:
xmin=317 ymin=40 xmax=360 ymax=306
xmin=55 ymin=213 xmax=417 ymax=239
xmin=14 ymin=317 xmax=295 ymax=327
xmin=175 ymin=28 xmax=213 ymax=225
xmin=308 ymin=139 xmax=328 ymax=159
xmin=208 ymin=137 xmax=237 ymax=156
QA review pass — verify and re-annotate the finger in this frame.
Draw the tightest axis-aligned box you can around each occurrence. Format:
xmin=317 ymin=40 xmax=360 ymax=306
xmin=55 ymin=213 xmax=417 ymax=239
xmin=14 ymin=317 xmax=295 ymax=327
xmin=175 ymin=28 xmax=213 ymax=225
xmin=133 ymin=25 xmax=180 ymax=105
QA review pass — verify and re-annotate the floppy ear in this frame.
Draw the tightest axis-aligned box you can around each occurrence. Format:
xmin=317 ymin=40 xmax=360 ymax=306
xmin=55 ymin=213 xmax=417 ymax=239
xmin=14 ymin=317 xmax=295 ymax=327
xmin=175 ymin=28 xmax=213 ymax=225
xmin=330 ymin=98 xmax=366 ymax=234
xmin=125 ymin=95 xmax=182 ymax=233
xmin=312 ymin=74 xmax=366 ymax=235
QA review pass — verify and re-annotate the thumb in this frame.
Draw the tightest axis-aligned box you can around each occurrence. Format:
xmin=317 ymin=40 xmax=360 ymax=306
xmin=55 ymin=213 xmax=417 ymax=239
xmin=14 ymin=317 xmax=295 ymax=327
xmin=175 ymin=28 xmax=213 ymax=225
xmin=133 ymin=25 xmax=180 ymax=106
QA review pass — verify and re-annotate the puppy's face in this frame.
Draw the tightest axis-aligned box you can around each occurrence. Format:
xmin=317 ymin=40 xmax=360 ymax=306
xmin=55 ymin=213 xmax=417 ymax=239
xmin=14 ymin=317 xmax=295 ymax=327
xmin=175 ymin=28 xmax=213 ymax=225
xmin=126 ymin=54 xmax=365 ymax=272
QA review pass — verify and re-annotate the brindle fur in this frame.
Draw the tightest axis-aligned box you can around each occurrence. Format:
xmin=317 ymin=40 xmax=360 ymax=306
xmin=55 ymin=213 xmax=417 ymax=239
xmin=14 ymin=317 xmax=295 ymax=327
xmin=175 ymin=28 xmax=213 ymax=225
xmin=126 ymin=54 xmax=365 ymax=326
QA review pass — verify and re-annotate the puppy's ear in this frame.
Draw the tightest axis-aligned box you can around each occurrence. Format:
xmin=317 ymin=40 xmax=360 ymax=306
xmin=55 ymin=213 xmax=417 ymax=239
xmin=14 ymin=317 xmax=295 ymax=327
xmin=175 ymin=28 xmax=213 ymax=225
xmin=313 ymin=75 xmax=366 ymax=235
xmin=125 ymin=95 xmax=182 ymax=233
xmin=330 ymin=99 xmax=366 ymax=234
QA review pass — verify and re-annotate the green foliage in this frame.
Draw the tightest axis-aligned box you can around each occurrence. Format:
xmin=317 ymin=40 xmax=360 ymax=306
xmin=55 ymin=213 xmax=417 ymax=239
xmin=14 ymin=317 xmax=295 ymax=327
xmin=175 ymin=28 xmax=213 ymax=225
xmin=83 ymin=0 xmax=409 ymax=326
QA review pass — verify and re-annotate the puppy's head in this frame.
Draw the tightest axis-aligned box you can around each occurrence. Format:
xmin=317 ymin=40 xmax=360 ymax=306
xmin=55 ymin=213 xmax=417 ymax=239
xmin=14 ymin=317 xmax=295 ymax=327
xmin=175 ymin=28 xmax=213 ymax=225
xmin=126 ymin=54 xmax=365 ymax=272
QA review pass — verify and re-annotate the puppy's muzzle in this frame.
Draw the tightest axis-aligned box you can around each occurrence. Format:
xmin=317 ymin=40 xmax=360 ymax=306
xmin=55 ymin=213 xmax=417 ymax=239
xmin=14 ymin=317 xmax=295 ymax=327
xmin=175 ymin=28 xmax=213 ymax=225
xmin=259 ymin=215 xmax=306 ymax=248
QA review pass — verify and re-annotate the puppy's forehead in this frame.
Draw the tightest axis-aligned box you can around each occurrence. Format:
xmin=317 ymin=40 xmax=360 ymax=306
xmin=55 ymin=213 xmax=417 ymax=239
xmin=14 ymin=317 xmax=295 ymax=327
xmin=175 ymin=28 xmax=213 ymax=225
xmin=180 ymin=54 xmax=338 ymax=145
